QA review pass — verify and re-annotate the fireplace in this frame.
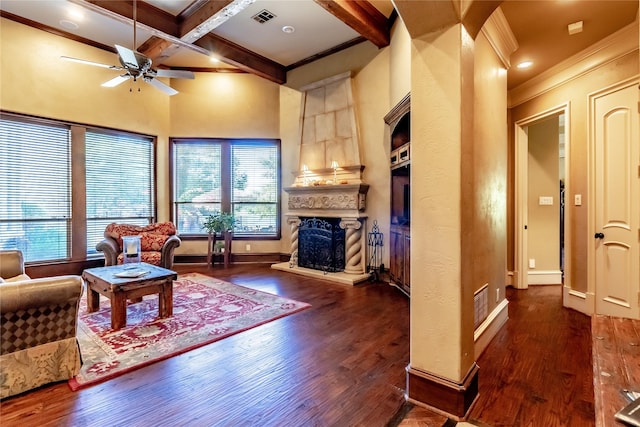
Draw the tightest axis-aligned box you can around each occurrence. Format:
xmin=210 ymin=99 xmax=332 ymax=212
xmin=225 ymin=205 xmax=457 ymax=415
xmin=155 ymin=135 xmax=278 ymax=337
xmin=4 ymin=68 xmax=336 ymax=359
xmin=270 ymin=72 xmax=371 ymax=285
xmin=298 ymin=217 xmax=345 ymax=272
xmin=270 ymin=182 xmax=370 ymax=285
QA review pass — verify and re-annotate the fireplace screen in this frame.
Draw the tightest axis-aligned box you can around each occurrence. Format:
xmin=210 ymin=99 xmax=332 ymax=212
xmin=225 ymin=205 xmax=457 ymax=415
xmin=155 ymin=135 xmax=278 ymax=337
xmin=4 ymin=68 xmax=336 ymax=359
xmin=298 ymin=217 xmax=345 ymax=273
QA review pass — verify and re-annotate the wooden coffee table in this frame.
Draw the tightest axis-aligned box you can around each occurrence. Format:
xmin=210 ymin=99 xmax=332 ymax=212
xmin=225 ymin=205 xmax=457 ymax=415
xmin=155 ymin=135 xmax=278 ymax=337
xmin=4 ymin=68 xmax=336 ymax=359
xmin=82 ymin=263 xmax=177 ymax=330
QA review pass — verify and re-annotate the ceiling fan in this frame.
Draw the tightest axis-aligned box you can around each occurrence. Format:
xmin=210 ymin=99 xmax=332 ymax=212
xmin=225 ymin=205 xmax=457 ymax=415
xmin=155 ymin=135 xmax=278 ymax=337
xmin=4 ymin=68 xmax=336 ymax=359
xmin=61 ymin=45 xmax=194 ymax=96
xmin=61 ymin=0 xmax=194 ymax=96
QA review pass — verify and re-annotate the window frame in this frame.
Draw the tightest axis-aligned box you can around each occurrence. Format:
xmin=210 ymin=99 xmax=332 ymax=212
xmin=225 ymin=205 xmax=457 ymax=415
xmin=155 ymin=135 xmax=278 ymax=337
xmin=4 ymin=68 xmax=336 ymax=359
xmin=84 ymin=126 xmax=157 ymax=257
xmin=0 ymin=110 xmax=157 ymax=264
xmin=170 ymin=137 xmax=281 ymax=240
xmin=0 ymin=113 xmax=72 ymax=263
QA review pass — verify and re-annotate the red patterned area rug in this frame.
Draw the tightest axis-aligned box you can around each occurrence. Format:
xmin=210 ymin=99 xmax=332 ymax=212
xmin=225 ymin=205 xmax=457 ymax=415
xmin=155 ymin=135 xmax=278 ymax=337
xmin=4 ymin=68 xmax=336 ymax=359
xmin=69 ymin=272 xmax=310 ymax=391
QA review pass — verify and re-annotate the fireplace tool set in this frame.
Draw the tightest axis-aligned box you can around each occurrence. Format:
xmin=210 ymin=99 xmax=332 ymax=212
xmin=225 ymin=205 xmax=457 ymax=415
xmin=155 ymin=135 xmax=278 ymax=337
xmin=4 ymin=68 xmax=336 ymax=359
xmin=367 ymin=220 xmax=384 ymax=281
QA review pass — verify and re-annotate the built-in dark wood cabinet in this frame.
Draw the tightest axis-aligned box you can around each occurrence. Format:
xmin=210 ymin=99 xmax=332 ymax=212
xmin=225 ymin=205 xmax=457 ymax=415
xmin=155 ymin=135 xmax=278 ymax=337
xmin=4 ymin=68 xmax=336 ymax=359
xmin=389 ymin=224 xmax=410 ymax=293
xmin=385 ymin=94 xmax=411 ymax=296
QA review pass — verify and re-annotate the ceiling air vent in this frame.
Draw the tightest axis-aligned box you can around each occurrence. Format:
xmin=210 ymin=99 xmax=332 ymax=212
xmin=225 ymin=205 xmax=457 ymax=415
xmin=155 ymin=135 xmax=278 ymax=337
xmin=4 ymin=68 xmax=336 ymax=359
xmin=252 ymin=9 xmax=276 ymax=24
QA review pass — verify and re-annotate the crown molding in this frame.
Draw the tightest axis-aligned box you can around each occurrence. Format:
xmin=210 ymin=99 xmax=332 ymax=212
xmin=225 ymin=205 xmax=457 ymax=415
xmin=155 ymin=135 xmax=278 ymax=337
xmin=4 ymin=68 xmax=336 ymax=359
xmin=480 ymin=7 xmax=518 ymax=69
xmin=508 ymin=21 xmax=639 ymax=108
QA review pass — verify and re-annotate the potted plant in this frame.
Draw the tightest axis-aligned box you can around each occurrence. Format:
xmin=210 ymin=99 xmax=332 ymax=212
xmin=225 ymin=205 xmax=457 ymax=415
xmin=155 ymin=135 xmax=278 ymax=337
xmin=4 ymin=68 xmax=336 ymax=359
xmin=203 ymin=211 xmax=235 ymax=267
xmin=202 ymin=211 xmax=235 ymax=236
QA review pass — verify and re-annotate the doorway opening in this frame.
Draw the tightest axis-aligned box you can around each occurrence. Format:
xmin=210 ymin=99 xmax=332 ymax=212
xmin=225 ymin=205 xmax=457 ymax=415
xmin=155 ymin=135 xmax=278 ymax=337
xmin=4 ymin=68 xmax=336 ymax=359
xmin=514 ymin=104 xmax=570 ymax=290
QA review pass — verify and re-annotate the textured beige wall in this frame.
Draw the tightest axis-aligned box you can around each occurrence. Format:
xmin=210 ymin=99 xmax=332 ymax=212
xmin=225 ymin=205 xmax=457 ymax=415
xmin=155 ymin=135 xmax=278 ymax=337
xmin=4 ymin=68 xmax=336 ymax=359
xmin=527 ymin=117 xmax=560 ymax=272
xmin=0 ymin=18 xmax=170 ymax=133
xmin=509 ymin=44 xmax=638 ymax=293
xmin=389 ymin=18 xmax=412 ymax=106
xmin=170 ymin=74 xmax=279 ymax=139
xmin=278 ymin=86 xmax=304 ymax=254
xmin=285 ymin=42 xmax=381 ymax=91
xmin=352 ymin=40 xmax=393 ymax=266
xmin=472 ymin=31 xmax=508 ymax=316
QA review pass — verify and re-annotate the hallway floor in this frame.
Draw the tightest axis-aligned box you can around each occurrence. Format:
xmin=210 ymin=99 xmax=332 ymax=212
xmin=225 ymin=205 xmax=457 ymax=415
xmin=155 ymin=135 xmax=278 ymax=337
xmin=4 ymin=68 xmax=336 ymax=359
xmin=397 ymin=285 xmax=595 ymax=426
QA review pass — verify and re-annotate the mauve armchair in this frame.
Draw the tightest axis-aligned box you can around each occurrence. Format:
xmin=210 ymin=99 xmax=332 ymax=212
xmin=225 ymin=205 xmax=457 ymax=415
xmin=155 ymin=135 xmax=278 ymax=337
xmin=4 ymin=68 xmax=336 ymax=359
xmin=96 ymin=222 xmax=181 ymax=270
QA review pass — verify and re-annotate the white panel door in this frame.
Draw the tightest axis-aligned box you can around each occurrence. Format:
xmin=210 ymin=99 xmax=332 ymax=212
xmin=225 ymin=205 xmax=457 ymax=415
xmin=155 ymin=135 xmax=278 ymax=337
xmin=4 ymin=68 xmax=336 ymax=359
xmin=593 ymin=82 xmax=639 ymax=319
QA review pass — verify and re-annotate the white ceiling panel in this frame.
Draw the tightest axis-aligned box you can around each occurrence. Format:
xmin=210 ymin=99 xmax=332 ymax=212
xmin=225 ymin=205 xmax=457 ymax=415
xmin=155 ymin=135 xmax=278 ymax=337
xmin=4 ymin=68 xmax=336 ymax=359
xmin=213 ymin=0 xmax=361 ymax=66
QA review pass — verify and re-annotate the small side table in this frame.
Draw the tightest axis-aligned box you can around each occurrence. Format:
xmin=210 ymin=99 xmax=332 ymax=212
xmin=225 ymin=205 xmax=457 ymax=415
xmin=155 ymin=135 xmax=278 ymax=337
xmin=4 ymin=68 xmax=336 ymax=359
xmin=207 ymin=231 xmax=233 ymax=267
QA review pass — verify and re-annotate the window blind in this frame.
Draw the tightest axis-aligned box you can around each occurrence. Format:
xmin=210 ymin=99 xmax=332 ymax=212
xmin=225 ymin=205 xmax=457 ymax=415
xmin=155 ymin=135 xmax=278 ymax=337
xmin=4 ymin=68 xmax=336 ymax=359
xmin=173 ymin=142 xmax=222 ymax=234
xmin=172 ymin=139 xmax=279 ymax=237
xmin=85 ymin=130 xmax=154 ymax=254
xmin=231 ymin=144 xmax=278 ymax=235
xmin=0 ymin=116 xmax=71 ymax=262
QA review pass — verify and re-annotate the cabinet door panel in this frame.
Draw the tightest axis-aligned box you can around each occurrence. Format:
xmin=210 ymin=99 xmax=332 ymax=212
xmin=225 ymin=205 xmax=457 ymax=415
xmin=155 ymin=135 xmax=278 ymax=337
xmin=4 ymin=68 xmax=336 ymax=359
xmin=403 ymin=233 xmax=410 ymax=289
xmin=390 ymin=228 xmax=404 ymax=284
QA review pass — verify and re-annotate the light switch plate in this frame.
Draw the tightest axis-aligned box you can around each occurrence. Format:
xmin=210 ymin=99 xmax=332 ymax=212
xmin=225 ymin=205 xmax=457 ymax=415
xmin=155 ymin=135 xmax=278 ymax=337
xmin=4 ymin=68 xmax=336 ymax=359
xmin=574 ymin=194 xmax=582 ymax=205
xmin=539 ymin=196 xmax=553 ymax=205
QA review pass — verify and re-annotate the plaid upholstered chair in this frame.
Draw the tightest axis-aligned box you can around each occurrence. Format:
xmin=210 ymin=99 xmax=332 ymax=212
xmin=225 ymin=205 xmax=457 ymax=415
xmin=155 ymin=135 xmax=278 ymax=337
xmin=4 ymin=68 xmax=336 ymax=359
xmin=96 ymin=222 xmax=181 ymax=270
xmin=0 ymin=250 xmax=84 ymax=398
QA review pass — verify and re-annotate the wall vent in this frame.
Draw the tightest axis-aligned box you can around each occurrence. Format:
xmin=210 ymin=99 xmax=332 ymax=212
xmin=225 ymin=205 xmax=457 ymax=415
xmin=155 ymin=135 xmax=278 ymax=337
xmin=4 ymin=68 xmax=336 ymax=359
xmin=252 ymin=9 xmax=276 ymax=24
xmin=474 ymin=285 xmax=489 ymax=329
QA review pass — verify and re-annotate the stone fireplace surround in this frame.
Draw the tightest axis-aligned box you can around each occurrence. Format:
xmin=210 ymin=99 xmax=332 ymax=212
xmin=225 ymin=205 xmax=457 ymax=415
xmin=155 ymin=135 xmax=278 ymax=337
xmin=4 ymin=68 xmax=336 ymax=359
xmin=271 ymin=72 xmax=371 ymax=285
xmin=271 ymin=182 xmax=371 ymax=285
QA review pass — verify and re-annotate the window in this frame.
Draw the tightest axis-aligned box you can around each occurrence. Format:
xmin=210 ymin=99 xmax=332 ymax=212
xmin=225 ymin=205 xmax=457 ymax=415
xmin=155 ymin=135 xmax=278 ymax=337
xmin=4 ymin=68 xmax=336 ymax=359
xmin=0 ymin=112 xmax=156 ymax=263
xmin=0 ymin=115 xmax=72 ymax=262
xmin=85 ymin=130 xmax=155 ymax=254
xmin=172 ymin=138 xmax=280 ymax=238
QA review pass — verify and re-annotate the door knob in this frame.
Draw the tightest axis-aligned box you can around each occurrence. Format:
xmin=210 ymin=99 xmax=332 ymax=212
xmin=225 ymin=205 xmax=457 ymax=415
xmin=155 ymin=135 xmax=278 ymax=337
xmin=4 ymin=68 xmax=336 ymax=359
xmin=594 ymin=232 xmax=605 ymax=239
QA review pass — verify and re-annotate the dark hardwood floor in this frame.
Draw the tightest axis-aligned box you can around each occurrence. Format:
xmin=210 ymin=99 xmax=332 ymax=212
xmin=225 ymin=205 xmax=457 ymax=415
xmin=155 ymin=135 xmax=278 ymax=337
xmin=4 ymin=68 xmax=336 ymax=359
xmin=468 ymin=285 xmax=594 ymax=426
xmin=0 ymin=263 xmax=410 ymax=426
xmin=399 ymin=284 xmax=595 ymax=427
xmin=1 ymin=265 xmax=597 ymax=427
xmin=592 ymin=314 xmax=640 ymax=426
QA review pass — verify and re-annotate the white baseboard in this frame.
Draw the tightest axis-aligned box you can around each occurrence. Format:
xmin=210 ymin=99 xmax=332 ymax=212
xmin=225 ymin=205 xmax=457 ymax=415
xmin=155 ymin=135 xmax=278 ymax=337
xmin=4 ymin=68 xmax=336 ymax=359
xmin=474 ymin=298 xmax=509 ymax=359
xmin=528 ymin=270 xmax=563 ymax=285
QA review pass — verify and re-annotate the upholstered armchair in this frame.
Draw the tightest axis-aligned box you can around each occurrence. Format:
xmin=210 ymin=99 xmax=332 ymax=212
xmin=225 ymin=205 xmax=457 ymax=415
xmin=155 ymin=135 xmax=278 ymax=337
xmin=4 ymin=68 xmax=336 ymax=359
xmin=96 ymin=222 xmax=181 ymax=270
xmin=0 ymin=250 xmax=84 ymax=399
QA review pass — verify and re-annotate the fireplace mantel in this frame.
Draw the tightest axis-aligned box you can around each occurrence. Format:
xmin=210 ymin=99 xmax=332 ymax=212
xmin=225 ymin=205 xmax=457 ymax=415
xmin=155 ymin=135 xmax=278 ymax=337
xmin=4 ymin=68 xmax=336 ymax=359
xmin=284 ymin=183 xmax=369 ymax=218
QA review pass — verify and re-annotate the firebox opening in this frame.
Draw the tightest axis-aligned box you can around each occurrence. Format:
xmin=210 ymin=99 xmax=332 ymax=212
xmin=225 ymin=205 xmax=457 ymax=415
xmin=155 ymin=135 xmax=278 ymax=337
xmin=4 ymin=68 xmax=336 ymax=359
xmin=298 ymin=217 xmax=345 ymax=273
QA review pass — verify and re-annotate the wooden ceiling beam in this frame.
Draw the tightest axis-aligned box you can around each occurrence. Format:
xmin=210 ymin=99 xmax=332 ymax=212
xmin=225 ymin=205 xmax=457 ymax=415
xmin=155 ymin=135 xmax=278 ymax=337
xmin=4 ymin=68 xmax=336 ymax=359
xmin=72 ymin=0 xmax=287 ymax=84
xmin=136 ymin=36 xmax=175 ymax=62
xmin=82 ymin=0 xmax=179 ymax=37
xmin=178 ymin=0 xmax=233 ymax=42
xmin=194 ymin=34 xmax=287 ymax=84
xmin=314 ymin=0 xmax=390 ymax=48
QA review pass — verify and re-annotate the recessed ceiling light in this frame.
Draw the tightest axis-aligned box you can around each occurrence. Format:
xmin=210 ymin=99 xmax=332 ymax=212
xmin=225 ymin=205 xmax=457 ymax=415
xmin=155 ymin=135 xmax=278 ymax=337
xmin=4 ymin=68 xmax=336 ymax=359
xmin=210 ymin=56 xmax=220 ymax=63
xmin=517 ymin=61 xmax=533 ymax=69
xmin=282 ymin=25 xmax=295 ymax=34
xmin=67 ymin=7 xmax=84 ymax=21
xmin=59 ymin=20 xmax=79 ymax=30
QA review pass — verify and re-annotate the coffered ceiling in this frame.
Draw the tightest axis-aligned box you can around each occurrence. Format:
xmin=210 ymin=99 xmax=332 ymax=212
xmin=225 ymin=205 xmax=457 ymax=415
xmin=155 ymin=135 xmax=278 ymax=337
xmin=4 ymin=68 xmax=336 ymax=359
xmin=0 ymin=0 xmax=637 ymax=89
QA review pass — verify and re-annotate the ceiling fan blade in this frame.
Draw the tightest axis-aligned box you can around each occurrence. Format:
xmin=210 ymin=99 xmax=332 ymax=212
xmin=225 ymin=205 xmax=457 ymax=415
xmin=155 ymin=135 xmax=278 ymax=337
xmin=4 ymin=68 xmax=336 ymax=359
xmin=114 ymin=44 xmax=141 ymax=70
xmin=61 ymin=56 xmax=120 ymax=70
xmin=155 ymin=69 xmax=195 ymax=80
xmin=102 ymin=75 xmax=131 ymax=88
xmin=145 ymin=78 xmax=178 ymax=96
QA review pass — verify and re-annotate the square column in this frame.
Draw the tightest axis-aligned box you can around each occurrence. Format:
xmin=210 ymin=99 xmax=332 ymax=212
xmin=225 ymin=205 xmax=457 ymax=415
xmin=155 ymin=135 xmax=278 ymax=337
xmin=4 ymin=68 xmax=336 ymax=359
xmin=406 ymin=22 xmax=478 ymax=419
